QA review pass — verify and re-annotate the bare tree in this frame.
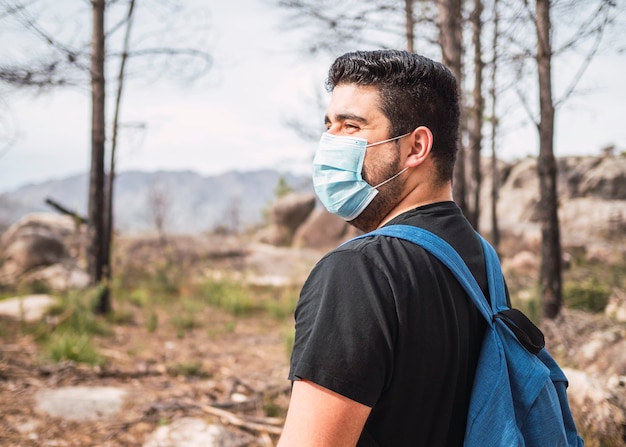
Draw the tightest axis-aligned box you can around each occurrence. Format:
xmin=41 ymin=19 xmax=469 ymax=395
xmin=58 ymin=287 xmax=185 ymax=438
xmin=468 ymin=0 xmax=485 ymax=230
xmin=534 ymin=0 xmax=561 ymax=319
xmin=405 ymin=0 xmax=415 ymax=52
xmin=148 ymin=181 xmax=169 ymax=248
xmin=436 ymin=0 xmax=467 ymax=218
xmin=276 ymin=0 xmax=434 ymax=56
xmin=488 ymin=0 xmax=501 ymax=249
xmin=509 ymin=0 xmax=620 ymax=319
xmin=103 ymin=0 xmax=136 ymax=301
xmin=89 ymin=0 xmax=108 ymax=313
xmin=225 ymin=195 xmax=242 ymax=234
xmin=0 ymin=0 xmax=213 ymax=313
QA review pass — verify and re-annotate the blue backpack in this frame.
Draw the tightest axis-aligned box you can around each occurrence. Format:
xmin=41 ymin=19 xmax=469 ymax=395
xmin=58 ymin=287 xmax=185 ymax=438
xmin=354 ymin=225 xmax=584 ymax=447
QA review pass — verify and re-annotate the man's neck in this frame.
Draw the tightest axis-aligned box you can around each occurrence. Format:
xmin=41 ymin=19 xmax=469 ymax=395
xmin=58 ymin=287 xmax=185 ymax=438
xmin=377 ymin=182 xmax=453 ymax=229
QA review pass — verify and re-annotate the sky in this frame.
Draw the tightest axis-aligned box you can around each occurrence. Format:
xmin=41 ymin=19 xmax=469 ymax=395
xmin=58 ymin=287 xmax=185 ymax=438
xmin=0 ymin=0 xmax=624 ymax=193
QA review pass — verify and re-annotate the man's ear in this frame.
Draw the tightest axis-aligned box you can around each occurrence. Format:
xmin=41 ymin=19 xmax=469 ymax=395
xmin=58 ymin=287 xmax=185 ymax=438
xmin=405 ymin=126 xmax=433 ymax=167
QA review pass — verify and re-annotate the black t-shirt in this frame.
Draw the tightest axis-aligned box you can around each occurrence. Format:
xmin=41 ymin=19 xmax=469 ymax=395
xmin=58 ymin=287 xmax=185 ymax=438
xmin=288 ymin=201 xmax=489 ymax=447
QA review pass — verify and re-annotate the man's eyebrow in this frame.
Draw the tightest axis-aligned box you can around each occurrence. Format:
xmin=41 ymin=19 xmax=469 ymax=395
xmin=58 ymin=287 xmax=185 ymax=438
xmin=324 ymin=113 xmax=368 ymax=125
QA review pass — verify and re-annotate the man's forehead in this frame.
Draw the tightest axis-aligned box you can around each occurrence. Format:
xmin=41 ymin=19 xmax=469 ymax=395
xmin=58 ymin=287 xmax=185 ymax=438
xmin=326 ymin=84 xmax=384 ymax=121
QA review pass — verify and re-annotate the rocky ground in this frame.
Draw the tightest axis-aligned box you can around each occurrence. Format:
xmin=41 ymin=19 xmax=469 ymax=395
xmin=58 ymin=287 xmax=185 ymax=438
xmin=0 ymin=298 xmax=292 ymax=446
xmin=1 ymin=229 xmax=625 ymax=446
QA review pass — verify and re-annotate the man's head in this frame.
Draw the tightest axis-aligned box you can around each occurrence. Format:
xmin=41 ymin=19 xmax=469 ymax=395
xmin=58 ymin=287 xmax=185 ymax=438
xmin=326 ymin=50 xmax=460 ymax=184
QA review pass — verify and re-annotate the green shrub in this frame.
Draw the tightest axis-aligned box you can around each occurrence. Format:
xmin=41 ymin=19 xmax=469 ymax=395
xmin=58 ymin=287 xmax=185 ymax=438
xmin=127 ymin=288 xmax=151 ymax=308
xmin=199 ymin=278 xmax=256 ymax=316
xmin=166 ymin=360 xmax=209 ymax=378
xmin=45 ymin=331 xmax=104 ymax=366
xmin=564 ymin=278 xmax=611 ymax=313
xmin=32 ymin=289 xmax=111 ymax=365
xmin=106 ymin=307 xmax=135 ymax=325
xmin=146 ymin=311 xmax=158 ymax=333
xmin=171 ymin=313 xmax=200 ymax=338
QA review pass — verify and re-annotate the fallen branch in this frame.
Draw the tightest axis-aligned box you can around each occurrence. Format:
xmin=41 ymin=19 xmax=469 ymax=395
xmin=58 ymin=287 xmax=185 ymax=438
xmin=45 ymin=197 xmax=88 ymax=224
xmin=201 ymin=403 xmax=284 ymax=436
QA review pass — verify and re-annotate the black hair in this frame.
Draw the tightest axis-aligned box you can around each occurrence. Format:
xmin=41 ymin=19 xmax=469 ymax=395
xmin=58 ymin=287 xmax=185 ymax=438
xmin=326 ymin=50 xmax=460 ymax=183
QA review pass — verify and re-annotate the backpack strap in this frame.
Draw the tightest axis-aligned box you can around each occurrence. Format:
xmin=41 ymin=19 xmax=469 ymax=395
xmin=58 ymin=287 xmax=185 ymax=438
xmin=351 ymin=225 xmax=495 ymax=324
xmin=479 ymin=235 xmax=544 ymax=354
xmin=350 ymin=224 xmax=545 ymax=354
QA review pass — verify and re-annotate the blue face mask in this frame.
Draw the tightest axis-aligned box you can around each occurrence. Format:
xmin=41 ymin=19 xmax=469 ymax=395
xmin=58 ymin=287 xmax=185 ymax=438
xmin=312 ymin=131 xmax=410 ymax=220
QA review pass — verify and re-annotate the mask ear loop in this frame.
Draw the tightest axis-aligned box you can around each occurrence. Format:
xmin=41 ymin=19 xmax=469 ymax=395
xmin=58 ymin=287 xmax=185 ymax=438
xmin=369 ymin=131 xmax=413 ymax=189
xmin=366 ymin=132 xmax=412 ymax=148
xmin=373 ymin=167 xmax=408 ymax=189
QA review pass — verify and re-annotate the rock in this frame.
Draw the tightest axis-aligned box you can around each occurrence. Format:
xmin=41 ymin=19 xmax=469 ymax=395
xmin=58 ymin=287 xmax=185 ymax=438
xmin=579 ymin=156 xmax=626 ymax=200
xmin=35 ymin=386 xmax=127 ymax=421
xmin=559 ymin=199 xmax=626 ymax=247
xmin=255 ymin=223 xmax=293 ymax=247
xmin=478 ymin=155 xmax=626 ymax=252
xmin=242 ymin=243 xmax=322 ymax=287
xmin=1 ymin=213 xmax=79 ymax=247
xmin=2 ymin=232 xmax=67 ymax=275
xmin=293 ymin=208 xmax=362 ymax=250
xmin=142 ymin=417 xmax=254 ymax=447
xmin=270 ymin=193 xmax=316 ymax=229
xmin=478 ymin=157 xmax=542 ymax=237
xmin=0 ymin=294 xmax=58 ymax=322
xmin=257 ymin=193 xmax=316 ymax=246
xmin=501 ymin=250 xmax=538 ymax=276
xmin=574 ymin=326 xmax=626 ymax=376
xmin=565 ymin=369 xmax=626 ymax=444
xmin=0 ymin=213 xmax=87 ymax=290
xmin=606 ymin=288 xmax=626 ymax=323
xmin=22 ymin=264 xmax=91 ymax=292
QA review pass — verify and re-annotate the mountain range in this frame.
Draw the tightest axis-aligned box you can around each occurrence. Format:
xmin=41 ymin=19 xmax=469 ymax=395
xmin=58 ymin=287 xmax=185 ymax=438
xmin=0 ymin=170 xmax=313 ymax=234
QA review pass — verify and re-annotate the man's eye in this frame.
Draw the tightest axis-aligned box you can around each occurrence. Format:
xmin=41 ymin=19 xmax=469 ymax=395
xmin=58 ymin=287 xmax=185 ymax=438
xmin=345 ymin=123 xmax=360 ymax=130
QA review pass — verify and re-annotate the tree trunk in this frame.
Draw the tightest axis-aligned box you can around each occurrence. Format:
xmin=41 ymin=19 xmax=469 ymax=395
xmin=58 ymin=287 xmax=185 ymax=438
xmin=469 ymin=0 xmax=484 ymax=230
xmin=437 ymin=0 xmax=466 ymax=217
xmin=536 ymin=0 xmax=562 ymax=319
xmin=104 ymin=0 xmax=136 ymax=296
xmin=405 ymin=0 xmax=414 ymax=52
xmin=88 ymin=0 xmax=110 ymax=314
xmin=489 ymin=1 xmax=500 ymax=249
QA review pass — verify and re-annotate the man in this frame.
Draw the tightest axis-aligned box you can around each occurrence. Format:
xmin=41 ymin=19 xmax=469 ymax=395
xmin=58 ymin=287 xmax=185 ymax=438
xmin=278 ymin=50 xmax=488 ymax=447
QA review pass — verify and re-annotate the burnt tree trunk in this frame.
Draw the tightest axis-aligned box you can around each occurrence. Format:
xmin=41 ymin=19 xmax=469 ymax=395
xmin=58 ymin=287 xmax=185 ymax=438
xmin=536 ymin=0 xmax=562 ymax=319
xmin=405 ymin=0 xmax=415 ymax=52
xmin=489 ymin=1 xmax=500 ymax=249
xmin=88 ymin=0 xmax=110 ymax=314
xmin=469 ymin=0 xmax=484 ymax=230
xmin=437 ymin=0 xmax=467 ymax=217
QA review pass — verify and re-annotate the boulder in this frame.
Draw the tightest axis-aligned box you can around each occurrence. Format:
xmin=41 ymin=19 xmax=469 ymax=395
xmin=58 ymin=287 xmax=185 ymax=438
xmin=142 ymin=417 xmax=255 ymax=447
xmin=0 ymin=294 xmax=58 ymax=322
xmin=478 ymin=155 xmax=626 ymax=251
xmin=255 ymin=224 xmax=293 ymax=247
xmin=501 ymin=250 xmax=539 ymax=277
xmin=565 ymin=369 xmax=626 ymax=444
xmin=257 ymin=193 xmax=316 ymax=246
xmin=606 ymin=288 xmax=626 ymax=323
xmin=22 ymin=264 xmax=90 ymax=292
xmin=293 ymin=208 xmax=362 ymax=250
xmin=579 ymin=156 xmax=626 ymax=200
xmin=575 ymin=327 xmax=626 ymax=377
xmin=35 ymin=386 xmax=127 ymax=421
xmin=0 ymin=213 xmax=87 ymax=290
xmin=2 ymin=232 xmax=66 ymax=275
xmin=270 ymin=192 xmax=316 ymax=229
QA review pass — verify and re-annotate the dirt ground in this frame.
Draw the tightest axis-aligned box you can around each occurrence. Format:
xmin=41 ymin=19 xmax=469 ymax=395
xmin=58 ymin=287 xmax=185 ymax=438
xmin=0 ymin=303 xmax=292 ymax=446
xmin=1 ymin=232 xmax=624 ymax=446
xmin=0 ymin=234 xmax=326 ymax=447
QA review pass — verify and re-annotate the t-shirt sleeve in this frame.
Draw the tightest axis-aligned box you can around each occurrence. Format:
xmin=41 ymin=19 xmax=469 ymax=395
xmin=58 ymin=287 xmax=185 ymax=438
xmin=288 ymin=246 xmax=397 ymax=407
